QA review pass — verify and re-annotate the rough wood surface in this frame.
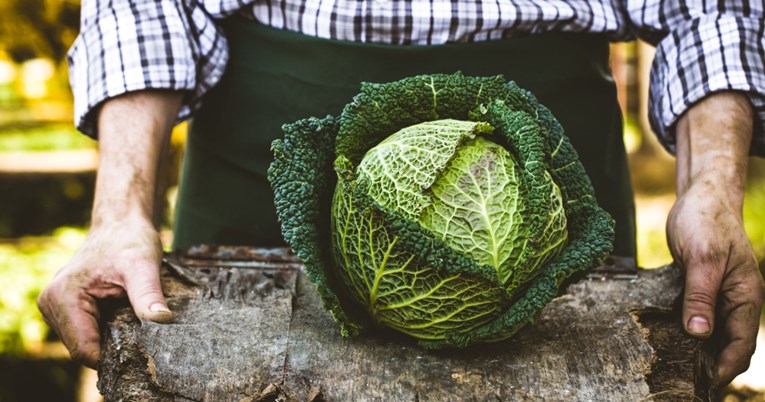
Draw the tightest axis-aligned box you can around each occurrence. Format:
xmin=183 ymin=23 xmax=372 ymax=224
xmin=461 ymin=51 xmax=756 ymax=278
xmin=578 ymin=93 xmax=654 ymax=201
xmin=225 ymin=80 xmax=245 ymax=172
xmin=98 ymin=246 xmax=716 ymax=401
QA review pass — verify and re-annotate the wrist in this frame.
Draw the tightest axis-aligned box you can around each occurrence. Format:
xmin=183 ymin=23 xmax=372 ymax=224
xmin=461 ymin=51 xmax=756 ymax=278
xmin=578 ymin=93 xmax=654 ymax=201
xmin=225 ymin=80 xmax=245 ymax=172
xmin=90 ymin=159 xmax=157 ymax=227
xmin=91 ymin=193 xmax=156 ymax=228
xmin=684 ymin=171 xmax=745 ymax=213
xmin=91 ymin=204 xmax=154 ymax=228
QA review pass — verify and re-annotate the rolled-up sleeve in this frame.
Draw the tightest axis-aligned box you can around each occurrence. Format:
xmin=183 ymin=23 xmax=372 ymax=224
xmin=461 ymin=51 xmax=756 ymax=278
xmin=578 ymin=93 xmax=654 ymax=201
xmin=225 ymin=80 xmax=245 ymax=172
xmin=68 ymin=0 xmax=235 ymax=137
xmin=625 ymin=0 xmax=765 ymax=156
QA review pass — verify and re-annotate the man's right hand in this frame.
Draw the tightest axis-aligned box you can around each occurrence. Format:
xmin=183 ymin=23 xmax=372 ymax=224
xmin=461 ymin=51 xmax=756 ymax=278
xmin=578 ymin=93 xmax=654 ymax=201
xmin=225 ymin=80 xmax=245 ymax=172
xmin=37 ymin=90 xmax=183 ymax=368
xmin=37 ymin=218 xmax=170 ymax=368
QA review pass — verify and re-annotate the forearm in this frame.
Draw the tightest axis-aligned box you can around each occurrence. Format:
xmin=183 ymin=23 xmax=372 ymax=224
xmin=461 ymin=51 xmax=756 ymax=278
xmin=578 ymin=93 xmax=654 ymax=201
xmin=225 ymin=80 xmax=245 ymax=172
xmin=674 ymin=92 xmax=752 ymax=209
xmin=92 ymin=90 xmax=183 ymax=227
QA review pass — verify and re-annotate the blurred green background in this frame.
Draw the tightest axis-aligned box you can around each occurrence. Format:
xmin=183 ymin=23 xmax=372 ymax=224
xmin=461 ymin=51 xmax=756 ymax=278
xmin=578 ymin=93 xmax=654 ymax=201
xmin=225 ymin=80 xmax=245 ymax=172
xmin=0 ymin=1 xmax=763 ymax=401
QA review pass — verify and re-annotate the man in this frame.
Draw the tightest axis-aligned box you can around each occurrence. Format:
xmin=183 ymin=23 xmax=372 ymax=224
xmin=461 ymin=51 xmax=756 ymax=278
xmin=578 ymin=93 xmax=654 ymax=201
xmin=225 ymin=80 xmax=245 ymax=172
xmin=38 ymin=0 xmax=765 ymax=386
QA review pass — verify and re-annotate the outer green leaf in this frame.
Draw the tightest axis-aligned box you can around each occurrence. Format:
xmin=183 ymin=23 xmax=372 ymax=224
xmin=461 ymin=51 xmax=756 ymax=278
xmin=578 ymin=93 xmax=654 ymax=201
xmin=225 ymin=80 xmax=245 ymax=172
xmin=268 ymin=116 xmax=367 ymax=336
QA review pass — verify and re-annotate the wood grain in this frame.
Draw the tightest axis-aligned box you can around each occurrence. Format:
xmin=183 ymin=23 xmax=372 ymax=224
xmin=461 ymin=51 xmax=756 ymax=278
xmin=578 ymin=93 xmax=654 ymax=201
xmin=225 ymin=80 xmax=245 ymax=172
xmin=97 ymin=247 xmax=715 ymax=401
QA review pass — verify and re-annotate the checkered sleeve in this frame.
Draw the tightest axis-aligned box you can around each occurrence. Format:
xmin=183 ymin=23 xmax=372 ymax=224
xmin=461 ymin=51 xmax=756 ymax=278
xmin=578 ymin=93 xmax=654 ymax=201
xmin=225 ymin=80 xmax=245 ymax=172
xmin=626 ymin=0 xmax=765 ymax=156
xmin=68 ymin=0 xmax=233 ymax=138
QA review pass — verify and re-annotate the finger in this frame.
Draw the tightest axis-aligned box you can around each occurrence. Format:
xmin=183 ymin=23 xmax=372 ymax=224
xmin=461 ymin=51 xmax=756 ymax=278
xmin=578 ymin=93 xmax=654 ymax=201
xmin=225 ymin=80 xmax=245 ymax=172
xmin=715 ymin=301 xmax=760 ymax=385
xmin=53 ymin=292 xmax=103 ymax=369
xmin=68 ymin=295 xmax=103 ymax=368
xmin=682 ymin=259 xmax=724 ymax=338
xmin=122 ymin=261 xmax=173 ymax=323
xmin=38 ymin=283 xmax=101 ymax=368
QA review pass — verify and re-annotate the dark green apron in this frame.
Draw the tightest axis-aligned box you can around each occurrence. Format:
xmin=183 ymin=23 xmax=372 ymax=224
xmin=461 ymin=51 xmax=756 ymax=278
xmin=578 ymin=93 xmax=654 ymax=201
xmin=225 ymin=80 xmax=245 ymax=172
xmin=174 ymin=17 xmax=636 ymax=258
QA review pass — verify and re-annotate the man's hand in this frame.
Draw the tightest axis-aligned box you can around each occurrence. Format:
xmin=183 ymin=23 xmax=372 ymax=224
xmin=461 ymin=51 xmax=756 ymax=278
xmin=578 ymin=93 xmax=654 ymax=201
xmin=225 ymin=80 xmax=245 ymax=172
xmin=37 ymin=90 xmax=182 ymax=368
xmin=667 ymin=91 xmax=765 ymax=385
xmin=36 ymin=219 xmax=171 ymax=368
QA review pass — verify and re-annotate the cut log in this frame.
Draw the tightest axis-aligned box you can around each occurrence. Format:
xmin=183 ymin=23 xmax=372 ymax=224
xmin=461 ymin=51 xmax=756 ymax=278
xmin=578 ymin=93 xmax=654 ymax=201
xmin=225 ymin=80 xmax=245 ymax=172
xmin=97 ymin=246 xmax=716 ymax=401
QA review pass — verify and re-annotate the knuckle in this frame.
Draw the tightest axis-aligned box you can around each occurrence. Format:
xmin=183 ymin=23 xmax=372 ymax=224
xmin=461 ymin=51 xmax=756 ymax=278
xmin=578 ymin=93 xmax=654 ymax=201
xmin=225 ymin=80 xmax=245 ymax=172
xmin=37 ymin=272 xmax=71 ymax=308
xmin=69 ymin=348 xmax=94 ymax=366
xmin=69 ymin=347 xmax=85 ymax=362
xmin=745 ymin=340 xmax=757 ymax=356
xmin=36 ymin=297 xmax=53 ymax=327
xmin=684 ymin=291 xmax=716 ymax=310
xmin=134 ymin=286 xmax=164 ymax=302
xmin=734 ymin=352 xmax=754 ymax=375
xmin=739 ymin=361 xmax=752 ymax=376
xmin=742 ymin=271 xmax=765 ymax=306
xmin=124 ymin=273 xmax=162 ymax=298
xmin=36 ymin=286 xmax=58 ymax=318
xmin=36 ymin=289 xmax=49 ymax=310
xmin=688 ymin=242 xmax=726 ymax=265
xmin=756 ymin=288 xmax=765 ymax=308
xmin=68 ymin=341 xmax=99 ymax=368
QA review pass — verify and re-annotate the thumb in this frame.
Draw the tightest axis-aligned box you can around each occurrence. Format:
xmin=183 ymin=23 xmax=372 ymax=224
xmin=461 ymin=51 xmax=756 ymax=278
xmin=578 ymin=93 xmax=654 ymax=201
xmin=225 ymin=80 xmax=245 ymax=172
xmin=681 ymin=259 xmax=723 ymax=339
xmin=123 ymin=262 xmax=173 ymax=323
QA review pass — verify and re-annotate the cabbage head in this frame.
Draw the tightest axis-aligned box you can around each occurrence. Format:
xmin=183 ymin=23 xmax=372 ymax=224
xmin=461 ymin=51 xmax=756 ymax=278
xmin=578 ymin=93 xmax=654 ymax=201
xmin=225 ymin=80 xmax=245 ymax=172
xmin=268 ymin=73 xmax=614 ymax=348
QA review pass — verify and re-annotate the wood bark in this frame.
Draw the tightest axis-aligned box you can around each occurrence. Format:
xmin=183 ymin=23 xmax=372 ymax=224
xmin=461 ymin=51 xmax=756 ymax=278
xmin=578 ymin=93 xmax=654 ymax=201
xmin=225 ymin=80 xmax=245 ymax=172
xmin=97 ymin=246 xmax=717 ymax=401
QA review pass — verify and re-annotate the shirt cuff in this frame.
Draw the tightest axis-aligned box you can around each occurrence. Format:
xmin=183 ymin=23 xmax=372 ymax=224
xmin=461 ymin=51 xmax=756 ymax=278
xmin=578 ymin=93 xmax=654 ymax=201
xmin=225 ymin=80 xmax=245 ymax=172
xmin=68 ymin=0 xmax=228 ymax=138
xmin=648 ymin=14 xmax=765 ymax=157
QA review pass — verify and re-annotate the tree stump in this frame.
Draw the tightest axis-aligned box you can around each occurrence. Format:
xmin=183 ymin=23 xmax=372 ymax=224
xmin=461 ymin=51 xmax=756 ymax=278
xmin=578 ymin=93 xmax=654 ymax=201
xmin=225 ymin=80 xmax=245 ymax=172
xmin=97 ymin=246 xmax=717 ymax=401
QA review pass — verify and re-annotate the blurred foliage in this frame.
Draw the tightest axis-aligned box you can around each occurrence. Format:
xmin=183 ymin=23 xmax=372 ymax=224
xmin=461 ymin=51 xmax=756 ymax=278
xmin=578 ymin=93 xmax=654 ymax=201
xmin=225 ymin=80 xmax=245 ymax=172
xmin=745 ymin=159 xmax=765 ymax=265
xmin=0 ymin=0 xmax=80 ymax=63
xmin=0 ymin=171 xmax=95 ymax=237
xmin=0 ymin=227 xmax=86 ymax=355
xmin=0 ymin=125 xmax=94 ymax=151
xmin=634 ymin=196 xmax=674 ymax=269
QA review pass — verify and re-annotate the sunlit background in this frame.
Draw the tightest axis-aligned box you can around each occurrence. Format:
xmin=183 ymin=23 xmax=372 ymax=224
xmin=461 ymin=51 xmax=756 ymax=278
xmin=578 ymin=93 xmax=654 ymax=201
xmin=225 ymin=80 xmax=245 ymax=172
xmin=0 ymin=1 xmax=763 ymax=401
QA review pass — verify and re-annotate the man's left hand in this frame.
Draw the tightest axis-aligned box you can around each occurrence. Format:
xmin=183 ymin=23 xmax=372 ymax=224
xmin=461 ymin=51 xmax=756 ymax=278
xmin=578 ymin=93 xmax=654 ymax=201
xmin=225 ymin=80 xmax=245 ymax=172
xmin=668 ymin=92 xmax=765 ymax=385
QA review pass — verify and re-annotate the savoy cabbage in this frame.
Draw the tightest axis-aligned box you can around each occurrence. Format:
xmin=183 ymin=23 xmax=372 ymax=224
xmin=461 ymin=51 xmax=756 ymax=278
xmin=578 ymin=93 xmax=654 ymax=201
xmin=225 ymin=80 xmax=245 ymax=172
xmin=268 ymin=73 xmax=614 ymax=348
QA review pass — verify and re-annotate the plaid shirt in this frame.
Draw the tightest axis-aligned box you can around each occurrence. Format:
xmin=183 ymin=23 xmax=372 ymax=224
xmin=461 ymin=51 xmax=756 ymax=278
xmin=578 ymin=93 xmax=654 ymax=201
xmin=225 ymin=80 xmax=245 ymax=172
xmin=69 ymin=0 xmax=765 ymax=155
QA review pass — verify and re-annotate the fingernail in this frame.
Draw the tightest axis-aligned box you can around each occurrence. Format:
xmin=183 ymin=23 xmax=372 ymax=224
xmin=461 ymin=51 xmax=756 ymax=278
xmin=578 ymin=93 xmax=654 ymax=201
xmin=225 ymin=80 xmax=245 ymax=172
xmin=688 ymin=316 xmax=710 ymax=335
xmin=149 ymin=303 xmax=171 ymax=313
xmin=146 ymin=303 xmax=174 ymax=323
